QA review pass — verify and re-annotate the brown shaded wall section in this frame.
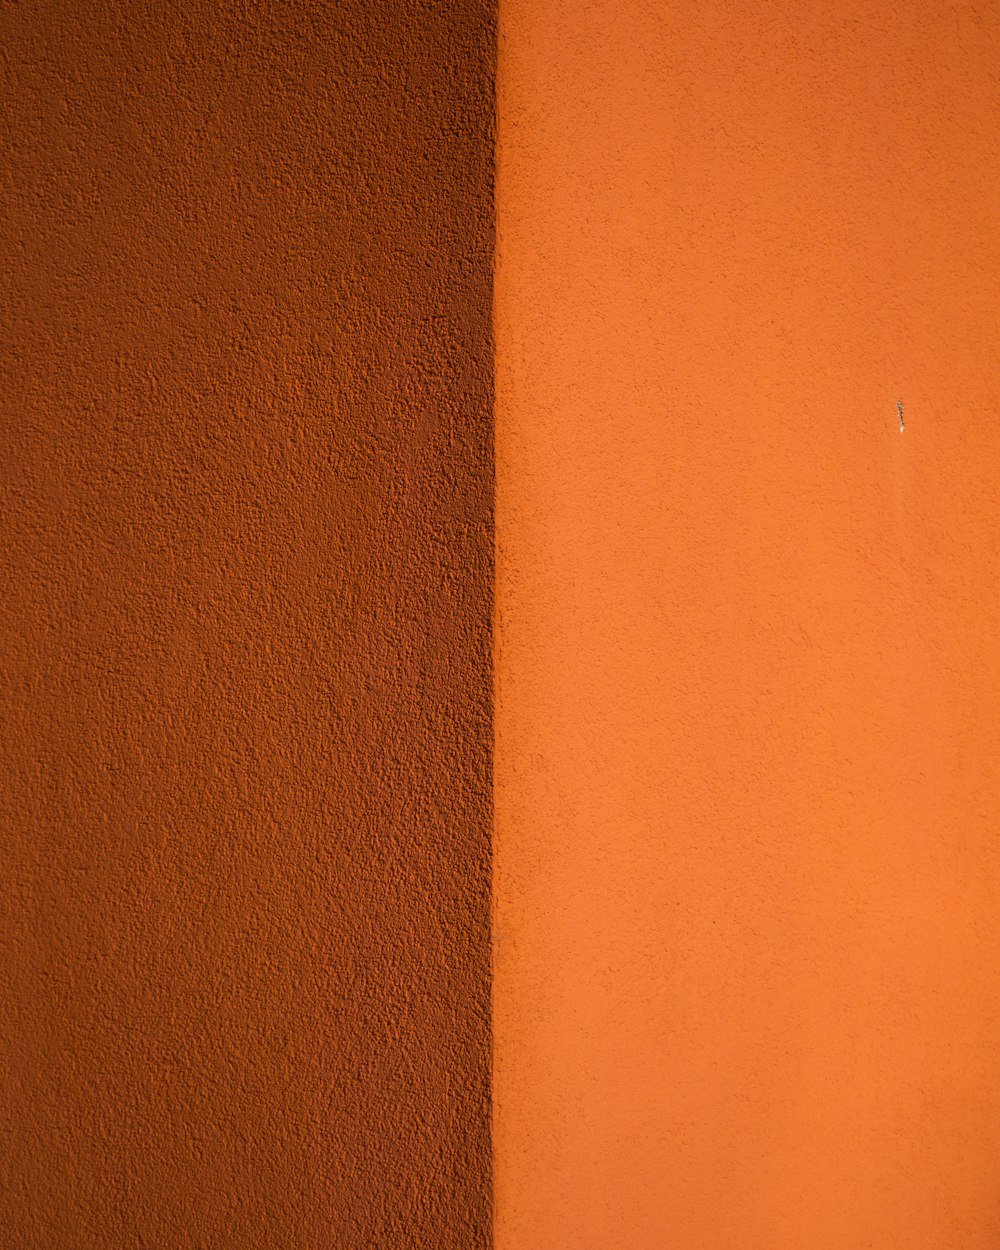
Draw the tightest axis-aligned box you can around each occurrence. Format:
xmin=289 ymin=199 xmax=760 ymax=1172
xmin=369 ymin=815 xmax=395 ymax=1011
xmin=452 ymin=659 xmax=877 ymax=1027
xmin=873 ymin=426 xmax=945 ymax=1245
xmin=1 ymin=2 xmax=493 ymax=1246
xmin=495 ymin=0 xmax=1000 ymax=1246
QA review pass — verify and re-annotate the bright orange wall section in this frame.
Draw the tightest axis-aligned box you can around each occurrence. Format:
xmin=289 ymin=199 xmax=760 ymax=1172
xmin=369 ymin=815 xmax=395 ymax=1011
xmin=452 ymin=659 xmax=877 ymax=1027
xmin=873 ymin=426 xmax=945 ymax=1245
xmin=495 ymin=1 xmax=1000 ymax=1246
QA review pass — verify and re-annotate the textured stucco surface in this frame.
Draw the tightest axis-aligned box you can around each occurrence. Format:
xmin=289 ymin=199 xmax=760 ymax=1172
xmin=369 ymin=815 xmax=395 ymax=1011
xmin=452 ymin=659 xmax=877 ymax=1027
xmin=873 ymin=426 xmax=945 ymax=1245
xmin=495 ymin=1 xmax=1000 ymax=1246
xmin=0 ymin=2 xmax=494 ymax=1246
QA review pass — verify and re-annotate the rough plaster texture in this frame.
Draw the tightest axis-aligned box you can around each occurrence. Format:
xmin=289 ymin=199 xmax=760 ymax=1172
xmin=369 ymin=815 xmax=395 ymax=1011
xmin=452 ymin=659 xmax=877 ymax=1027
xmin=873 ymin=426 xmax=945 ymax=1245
xmin=0 ymin=1 xmax=494 ymax=1246
xmin=495 ymin=1 xmax=1000 ymax=1246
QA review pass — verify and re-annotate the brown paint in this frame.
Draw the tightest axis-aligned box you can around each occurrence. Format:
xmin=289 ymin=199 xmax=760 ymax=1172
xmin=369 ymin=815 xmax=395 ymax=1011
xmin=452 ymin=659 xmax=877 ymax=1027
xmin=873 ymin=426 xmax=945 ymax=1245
xmin=0 ymin=2 xmax=494 ymax=1245
xmin=495 ymin=1 xmax=1000 ymax=1246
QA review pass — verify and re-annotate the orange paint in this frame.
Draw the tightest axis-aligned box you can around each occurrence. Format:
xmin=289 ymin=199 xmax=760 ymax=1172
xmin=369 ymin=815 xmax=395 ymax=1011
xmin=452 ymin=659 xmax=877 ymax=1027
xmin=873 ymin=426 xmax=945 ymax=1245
xmin=495 ymin=1 xmax=1000 ymax=1245
xmin=0 ymin=2 xmax=493 ymax=1244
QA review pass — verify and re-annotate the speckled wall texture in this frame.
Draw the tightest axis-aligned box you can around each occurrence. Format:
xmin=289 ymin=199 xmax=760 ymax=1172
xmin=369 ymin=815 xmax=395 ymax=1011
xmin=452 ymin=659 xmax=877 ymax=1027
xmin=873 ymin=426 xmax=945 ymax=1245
xmin=495 ymin=1 xmax=1000 ymax=1246
xmin=0 ymin=2 xmax=493 ymax=1246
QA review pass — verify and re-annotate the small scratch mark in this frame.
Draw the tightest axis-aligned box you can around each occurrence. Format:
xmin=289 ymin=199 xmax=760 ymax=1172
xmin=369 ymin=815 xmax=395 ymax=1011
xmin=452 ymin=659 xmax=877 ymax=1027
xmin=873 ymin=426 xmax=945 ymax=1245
xmin=897 ymin=399 xmax=905 ymax=433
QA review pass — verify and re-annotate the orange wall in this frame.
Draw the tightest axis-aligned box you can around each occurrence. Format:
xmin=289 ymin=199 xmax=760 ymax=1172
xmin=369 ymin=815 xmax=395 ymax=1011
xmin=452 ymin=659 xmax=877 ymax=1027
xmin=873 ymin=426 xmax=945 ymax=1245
xmin=495 ymin=1 xmax=1000 ymax=1246
xmin=0 ymin=2 xmax=493 ymax=1245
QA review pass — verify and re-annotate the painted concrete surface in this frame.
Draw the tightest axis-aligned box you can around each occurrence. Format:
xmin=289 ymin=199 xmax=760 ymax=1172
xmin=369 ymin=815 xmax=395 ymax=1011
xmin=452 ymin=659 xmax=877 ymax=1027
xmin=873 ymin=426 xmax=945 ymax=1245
xmin=0 ymin=2 xmax=493 ymax=1245
xmin=495 ymin=1 xmax=1000 ymax=1246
